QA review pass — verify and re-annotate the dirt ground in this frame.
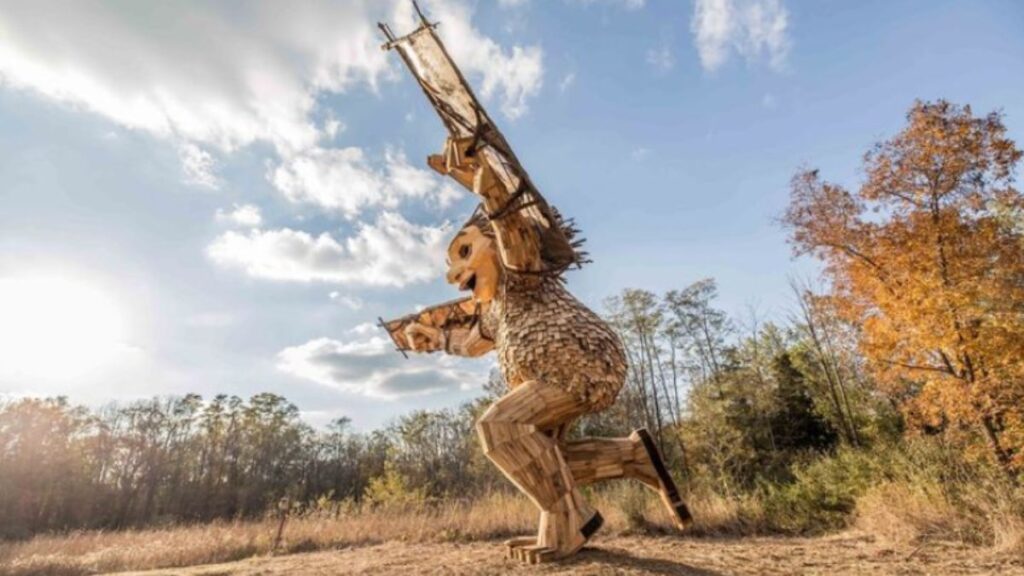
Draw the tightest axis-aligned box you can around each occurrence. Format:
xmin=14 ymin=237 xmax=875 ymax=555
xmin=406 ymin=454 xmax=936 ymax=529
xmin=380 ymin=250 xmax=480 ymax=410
xmin=121 ymin=532 xmax=1022 ymax=576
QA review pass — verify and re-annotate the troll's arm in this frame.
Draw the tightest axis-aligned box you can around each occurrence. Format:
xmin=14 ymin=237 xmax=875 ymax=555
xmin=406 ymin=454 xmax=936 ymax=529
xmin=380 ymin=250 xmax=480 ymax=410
xmin=428 ymin=138 xmax=549 ymax=273
xmin=403 ymin=321 xmax=493 ymax=357
xmin=380 ymin=18 xmax=576 ymax=275
xmin=380 ymin=297 xmax=493 ymax=358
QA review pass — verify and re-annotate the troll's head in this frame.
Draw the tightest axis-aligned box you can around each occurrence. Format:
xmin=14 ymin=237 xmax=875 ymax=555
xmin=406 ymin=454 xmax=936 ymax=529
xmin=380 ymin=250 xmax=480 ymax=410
xmin=446 ymin=204 xmax=588 ymax=302
xmin=446 ymin=208 xmax=500 ymax=303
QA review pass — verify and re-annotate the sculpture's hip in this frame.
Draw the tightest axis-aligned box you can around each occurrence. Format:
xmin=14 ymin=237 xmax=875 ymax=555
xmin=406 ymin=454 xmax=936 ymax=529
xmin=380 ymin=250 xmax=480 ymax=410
xmin=487 ymin=275 xmax=627 ymax=413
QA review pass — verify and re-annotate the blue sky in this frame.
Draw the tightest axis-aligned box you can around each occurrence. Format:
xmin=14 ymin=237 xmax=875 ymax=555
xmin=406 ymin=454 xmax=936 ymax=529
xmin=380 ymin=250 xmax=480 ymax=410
xmin=0 ymin=0 xmax=1021 ymax=429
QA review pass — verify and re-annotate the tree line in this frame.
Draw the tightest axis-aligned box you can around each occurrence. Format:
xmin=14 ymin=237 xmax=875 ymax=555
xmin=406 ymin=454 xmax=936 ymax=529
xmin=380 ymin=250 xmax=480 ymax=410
xmin=0 ymin=388 xmax=504 ymax=538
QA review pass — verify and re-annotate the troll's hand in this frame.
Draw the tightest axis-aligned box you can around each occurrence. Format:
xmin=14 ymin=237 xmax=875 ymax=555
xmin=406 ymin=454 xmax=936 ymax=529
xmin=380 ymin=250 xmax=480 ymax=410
xmin=403 ymin=322 xmax=445 ymax=353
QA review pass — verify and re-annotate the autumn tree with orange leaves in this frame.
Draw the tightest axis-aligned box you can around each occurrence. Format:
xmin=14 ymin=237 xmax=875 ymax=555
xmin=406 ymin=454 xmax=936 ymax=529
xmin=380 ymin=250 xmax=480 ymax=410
xmin=784 ymin=101 xmax=1024 ymax=472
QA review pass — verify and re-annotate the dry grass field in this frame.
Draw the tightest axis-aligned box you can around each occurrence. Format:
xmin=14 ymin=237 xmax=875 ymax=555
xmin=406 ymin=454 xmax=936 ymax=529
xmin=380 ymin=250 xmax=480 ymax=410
xmin=2 ymin=488 xmax=1021 ymax=576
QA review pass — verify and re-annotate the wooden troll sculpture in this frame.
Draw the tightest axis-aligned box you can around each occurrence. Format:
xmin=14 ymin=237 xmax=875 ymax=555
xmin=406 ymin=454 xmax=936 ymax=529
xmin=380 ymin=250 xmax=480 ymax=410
xmin=378 ymin=7 xmax=691 ymax=563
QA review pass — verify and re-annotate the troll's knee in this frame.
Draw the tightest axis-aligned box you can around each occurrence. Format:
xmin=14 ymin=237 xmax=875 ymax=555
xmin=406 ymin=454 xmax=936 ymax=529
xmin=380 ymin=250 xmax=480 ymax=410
xmin=476 ymin=406 xmax=536 ymax=456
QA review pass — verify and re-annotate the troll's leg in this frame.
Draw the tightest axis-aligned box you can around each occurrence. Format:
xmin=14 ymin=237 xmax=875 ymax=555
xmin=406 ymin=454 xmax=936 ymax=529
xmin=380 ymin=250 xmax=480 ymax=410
xmin=476 ymin=381 xmax=599 ymax=563
xmin=564 ymin=430 xmax=692 ymax=530
xmin=564 ymin=435 xmax=659 ymax=487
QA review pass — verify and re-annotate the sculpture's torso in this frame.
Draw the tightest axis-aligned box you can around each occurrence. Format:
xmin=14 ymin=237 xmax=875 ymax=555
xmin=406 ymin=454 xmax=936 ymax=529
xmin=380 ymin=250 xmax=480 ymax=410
xmin=482 ymin=274 xmax=627 ymax=412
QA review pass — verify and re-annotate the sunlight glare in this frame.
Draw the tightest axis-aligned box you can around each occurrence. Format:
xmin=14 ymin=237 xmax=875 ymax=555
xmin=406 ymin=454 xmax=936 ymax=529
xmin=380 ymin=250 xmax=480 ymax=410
xmin=0 ymin=275 xmax=128 ymax=380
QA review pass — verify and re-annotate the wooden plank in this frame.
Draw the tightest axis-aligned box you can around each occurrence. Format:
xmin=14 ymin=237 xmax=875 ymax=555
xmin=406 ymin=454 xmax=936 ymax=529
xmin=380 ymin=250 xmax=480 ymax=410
xmin=380 ymin=17 xmax=579 ymax=274
xmin=379 ymin=297 xmax=478 ymax=352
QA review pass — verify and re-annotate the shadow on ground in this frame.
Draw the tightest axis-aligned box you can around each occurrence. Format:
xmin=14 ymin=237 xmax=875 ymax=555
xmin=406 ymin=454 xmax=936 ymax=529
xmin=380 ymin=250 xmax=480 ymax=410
xmin=564 ymin=545 xmax=724 ymax=575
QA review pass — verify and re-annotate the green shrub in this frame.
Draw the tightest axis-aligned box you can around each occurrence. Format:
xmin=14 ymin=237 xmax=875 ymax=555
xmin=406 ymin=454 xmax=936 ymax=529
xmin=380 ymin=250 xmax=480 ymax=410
xmin=761 ymin=448 xmax=883 ymax=533
xmin=363 ymin=466 xmax=427 ymax=509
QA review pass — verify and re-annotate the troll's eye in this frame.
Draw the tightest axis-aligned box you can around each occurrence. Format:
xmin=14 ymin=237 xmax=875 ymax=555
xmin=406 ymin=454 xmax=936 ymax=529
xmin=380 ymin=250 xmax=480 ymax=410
xmin=459 ymin=244 xmax=471 ymax=259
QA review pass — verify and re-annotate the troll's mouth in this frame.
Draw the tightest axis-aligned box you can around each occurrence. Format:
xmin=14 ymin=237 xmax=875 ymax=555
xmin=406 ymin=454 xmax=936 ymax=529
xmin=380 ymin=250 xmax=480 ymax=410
xmin=460 ymin=273 xmax=477 ymax=292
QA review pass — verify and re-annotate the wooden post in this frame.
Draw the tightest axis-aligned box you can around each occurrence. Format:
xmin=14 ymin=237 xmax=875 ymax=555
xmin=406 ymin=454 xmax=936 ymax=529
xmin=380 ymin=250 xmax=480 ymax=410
xmin=272 ymin=497 xmax=290 ymax=553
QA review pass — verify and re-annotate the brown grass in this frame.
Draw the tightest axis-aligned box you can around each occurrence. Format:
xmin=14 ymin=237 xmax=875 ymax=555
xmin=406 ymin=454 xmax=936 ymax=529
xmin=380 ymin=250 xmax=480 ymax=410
xmin=855 ymin=480 xmax=1024 ymax=553
xmin=1 ymin=484 xmax=1019 ymax=576
xmin=0 ymin=492 xmax=520 ymax=576
xmin=0 ymin=488 xmax=756 ymax=576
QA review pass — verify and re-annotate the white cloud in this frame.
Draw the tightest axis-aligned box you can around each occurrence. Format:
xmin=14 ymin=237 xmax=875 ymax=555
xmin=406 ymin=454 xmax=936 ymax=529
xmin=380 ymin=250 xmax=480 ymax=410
xmin=558 ymin=72 xmax=576 ymax=93
xmin=347 ymin=322 xmax=379 ymax=337
xmin=270 ymin=147 xmax=460 ymax=219
xmin=179 ymin=143 xmax=220 ymax=190
xmin=207 ymin=212 xmax=451 ymax=288
xmin=0 ymin=2 xmax=388 ymax=154
xmin=216 ymin=204 xmax=263 ymax=228
xmin=0 ymin=0 xmax=545 ymax=198
xmin=646 ymin=43 xmax=675 ymax=72
xmin=323 ymin=114 xmax=345 ymax=141
xmin=184 ymin=312 xmax=235 ymax=328
xmin=0 ymin=1 xmax=542 ymax=148
xmin=277 ymin=334 xmax=486 ymax=398
xmin=330 ymin=291 xmax=365 ymax=310
xmin=433 ymin=182 xmax=463 ymax=211
xmin=426 ymin=2 xmax=544 ymax=120
xmin=631 ymin=147 xmax=651 ymax=161
xmin=691 ymin=0 xmax=790 ymax=72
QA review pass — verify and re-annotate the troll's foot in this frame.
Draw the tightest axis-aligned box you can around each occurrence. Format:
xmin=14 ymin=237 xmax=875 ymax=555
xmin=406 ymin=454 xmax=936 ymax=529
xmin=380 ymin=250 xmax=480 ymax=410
xmin=504 ymin=508 xmax=603 ymax=564
xmin=632 ymin=428 xmax=693 ymax=530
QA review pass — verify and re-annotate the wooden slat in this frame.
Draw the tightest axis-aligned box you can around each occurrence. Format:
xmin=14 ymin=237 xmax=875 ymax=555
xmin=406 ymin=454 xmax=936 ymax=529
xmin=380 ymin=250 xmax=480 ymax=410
xmin=380 ymin=297 xmax=478 ymax=351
